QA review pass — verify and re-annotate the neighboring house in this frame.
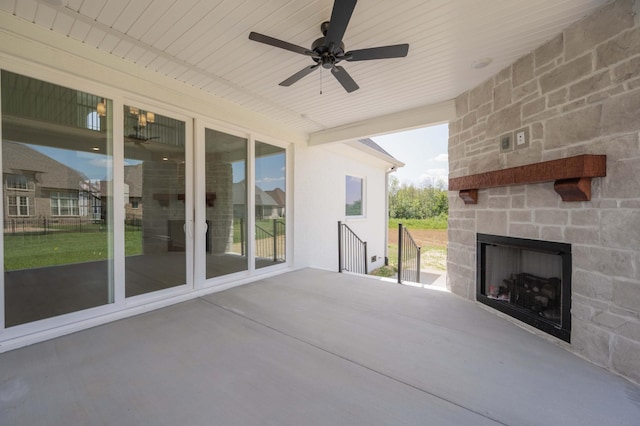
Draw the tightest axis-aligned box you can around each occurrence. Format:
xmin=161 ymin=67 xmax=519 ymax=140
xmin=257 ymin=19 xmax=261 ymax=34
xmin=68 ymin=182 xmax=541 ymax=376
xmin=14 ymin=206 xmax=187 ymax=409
xmin=265 ymin=188 xmax=285 ymax=217
xmin=123 ymin=163 xmax=143 ymax=222
xmin=2 ymin=141 xmax=99 ymax=223
xmin=232 ymin=181 xmax=281 ymax=220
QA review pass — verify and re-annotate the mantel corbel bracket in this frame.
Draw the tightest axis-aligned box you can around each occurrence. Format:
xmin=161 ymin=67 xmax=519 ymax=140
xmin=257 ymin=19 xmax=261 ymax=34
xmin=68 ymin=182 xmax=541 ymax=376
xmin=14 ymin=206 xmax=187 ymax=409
xmin=553 ymin=177 xmax=592 ymax=202
xmin=448 ymin=155 xmax=606 ymax=205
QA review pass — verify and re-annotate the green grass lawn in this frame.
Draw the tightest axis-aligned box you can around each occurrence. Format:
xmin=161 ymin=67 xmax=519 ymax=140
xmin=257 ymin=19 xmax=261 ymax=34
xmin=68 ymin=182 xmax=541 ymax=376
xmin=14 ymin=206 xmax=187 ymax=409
xmin=371 ymin=216 xmax=448 ymax=277
xmin=387 ymin=243 xmax=447 ymax=269
xmin=388 ymin=216 xmax=448 ymax=230
xmin=4 ymin=229 xmax=142 ymax=271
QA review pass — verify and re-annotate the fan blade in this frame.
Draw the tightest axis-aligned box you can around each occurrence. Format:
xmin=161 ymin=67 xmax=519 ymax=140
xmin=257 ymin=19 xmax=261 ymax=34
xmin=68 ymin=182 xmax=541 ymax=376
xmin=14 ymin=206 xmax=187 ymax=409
xmin=346 ymin=44 xmax=409 ymax=61
xmin=325 ymin=0 xmax=357 ymax=52
xmin=331 ymin=65 xmax=359 ymax=93
xmin=279 ymin=65 xmax=320 ymax=86
xmin=249 ymin=32 xmax=314 ymax=56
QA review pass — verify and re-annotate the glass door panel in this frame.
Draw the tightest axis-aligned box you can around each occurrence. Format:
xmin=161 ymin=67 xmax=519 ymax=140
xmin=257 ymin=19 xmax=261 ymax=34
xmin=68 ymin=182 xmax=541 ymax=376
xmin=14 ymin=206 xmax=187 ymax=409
xmin=255 ymin=141 xmax=286 ymax=269
xmin=124 ymin=105 xmax=187 ymax=297
xmin=204 ymin=128 xmax=248 ymax=279
xmin=2 ymin=71 xmax=114 ymax=326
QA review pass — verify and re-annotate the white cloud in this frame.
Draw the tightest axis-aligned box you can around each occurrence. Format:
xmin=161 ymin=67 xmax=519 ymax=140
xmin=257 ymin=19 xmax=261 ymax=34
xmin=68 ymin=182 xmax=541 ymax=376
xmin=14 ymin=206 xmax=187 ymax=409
xmin=435 ymin=153 xmax=448 ymax=162
xmin=257 ymin=176 xmax=285 ymax=183
xmin=90 ymin=158 xmax=113 ymax=168
xmin=419 ymin=168 xmax=448 ymax=188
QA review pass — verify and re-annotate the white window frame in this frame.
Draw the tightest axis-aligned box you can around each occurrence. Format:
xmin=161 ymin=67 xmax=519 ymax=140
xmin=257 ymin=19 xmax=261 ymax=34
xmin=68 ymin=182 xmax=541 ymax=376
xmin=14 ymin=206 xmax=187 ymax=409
xmin=7 ymin=195 xmax=30 ymax=216
xmin=50 ymin=191 xmax=80 ymax=216
xmin=345 ymin=175 xmax=365 ymax=218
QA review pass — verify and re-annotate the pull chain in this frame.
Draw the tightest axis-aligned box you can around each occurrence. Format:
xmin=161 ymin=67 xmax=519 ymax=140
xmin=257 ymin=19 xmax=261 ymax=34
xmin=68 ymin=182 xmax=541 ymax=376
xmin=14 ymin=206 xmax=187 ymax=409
xmin=320 ymin=67 xmax=323 ymax=95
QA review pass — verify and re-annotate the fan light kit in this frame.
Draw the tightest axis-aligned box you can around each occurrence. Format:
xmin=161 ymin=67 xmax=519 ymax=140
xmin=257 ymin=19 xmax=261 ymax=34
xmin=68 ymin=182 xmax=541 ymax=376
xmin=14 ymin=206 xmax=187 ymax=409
xmin=249 ymin=0 xmax=409 ymax=93
xmin=126 ymin=108 xmax=159 ymax=142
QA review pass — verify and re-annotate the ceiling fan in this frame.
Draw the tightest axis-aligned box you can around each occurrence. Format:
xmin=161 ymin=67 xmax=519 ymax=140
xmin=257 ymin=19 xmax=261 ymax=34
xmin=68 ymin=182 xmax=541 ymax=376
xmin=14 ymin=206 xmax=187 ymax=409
xmin=248 ymin=0 xmax=409 ymax=93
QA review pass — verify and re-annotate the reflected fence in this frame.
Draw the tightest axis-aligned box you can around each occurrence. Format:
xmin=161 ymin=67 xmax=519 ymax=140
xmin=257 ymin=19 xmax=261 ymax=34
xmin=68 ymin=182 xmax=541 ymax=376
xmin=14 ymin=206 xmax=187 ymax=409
xmin=254 ymin=219 xmax=286 ymax=262
xmin=4 ymin=217 xmax=110 ymax=235
xmin=239 ymin=218 xmax=285 ymax=261
xmin=5 ymin=217 xmax=283 ymax=261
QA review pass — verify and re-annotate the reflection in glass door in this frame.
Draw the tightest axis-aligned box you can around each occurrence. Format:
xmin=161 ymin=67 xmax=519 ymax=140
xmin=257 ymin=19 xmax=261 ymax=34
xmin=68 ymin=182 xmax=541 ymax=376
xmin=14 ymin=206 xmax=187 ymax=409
xmin=255 ymin=141 xmax=286 ymax=269
xmin=124 ymin=106 xmax=188 ymax=297
xmin=2 ymin=71 xmax=114 ymax=326
xmin=204 ymin=128 xmax=248 ymax=279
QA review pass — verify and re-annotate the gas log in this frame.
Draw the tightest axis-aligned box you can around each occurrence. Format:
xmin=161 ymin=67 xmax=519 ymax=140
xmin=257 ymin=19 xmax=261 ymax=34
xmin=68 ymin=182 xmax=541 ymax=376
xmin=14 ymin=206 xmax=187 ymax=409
xmin=489 ymin=273 xmax=561 ymax=323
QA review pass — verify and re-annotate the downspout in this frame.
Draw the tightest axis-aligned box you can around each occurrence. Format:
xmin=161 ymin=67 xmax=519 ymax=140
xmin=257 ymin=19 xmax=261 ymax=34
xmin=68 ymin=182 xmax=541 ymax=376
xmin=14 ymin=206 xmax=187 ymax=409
xmin=384 ymin=165 xmax=397 ymax=266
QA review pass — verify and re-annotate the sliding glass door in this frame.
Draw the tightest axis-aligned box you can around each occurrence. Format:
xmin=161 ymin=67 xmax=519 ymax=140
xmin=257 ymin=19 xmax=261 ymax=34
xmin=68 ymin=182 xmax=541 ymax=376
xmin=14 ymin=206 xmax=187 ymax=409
xmin=2 ymin=71 xmax=114 ymax=326
xmin=203 ymin=128 xmax=248 ymax=279
xmin=255 ymin=141 xmax=286 ymax=269
xmin=197 ymin=126 xmax=288 ymax=284
xmin=123 ymin=105 xmax=190 ymax=297
xmin=0 ymin=71 xmax=287 ymax=333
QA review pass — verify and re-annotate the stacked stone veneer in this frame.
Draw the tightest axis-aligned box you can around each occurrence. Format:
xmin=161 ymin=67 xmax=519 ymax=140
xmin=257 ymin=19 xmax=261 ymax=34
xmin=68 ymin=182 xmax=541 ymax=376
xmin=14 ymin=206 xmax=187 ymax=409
xmin=141 ymin=155 xmax=234 ymax=255
xmin=447 ymin=0 xmax=640 ymax=383
xmin=205 ymin=158 xmax=234 ymax=254
xmin=142 ymin=160 xmax=186 ymax=253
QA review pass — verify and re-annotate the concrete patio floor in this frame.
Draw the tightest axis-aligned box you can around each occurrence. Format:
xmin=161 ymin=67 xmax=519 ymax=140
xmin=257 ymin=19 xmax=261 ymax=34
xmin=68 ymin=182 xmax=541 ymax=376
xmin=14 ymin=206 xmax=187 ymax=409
xmin=1 ymin=269 xmax=639 ymax=425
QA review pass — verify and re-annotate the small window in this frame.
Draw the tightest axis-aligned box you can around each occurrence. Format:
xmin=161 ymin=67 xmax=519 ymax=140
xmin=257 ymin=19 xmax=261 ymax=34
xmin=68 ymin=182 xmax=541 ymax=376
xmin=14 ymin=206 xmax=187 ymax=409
xmin=131 ymin=199 xmax=139 ymax=209
xmin=345 ymin=175 xmax=364 ymax=216
xmin=8 ymin=195 xmax=30 ymax=216
xmin=87 ymin=111 xmax=101 ymax=131
xmin=7 ymin=174 xmax=28 ymax=190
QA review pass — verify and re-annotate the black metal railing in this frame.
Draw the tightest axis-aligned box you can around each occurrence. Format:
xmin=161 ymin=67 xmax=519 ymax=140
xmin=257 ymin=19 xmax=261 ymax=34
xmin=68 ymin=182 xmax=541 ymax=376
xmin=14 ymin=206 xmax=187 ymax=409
xmin=4 ymin=217 xmax=108 ymax=235
xmin=338 ymin=221 xmax=368 ymax=274
xmin=397 ymin=223 xmax=421 ymax=284
xmin=255 ymin=219 xmax=285 ymax=262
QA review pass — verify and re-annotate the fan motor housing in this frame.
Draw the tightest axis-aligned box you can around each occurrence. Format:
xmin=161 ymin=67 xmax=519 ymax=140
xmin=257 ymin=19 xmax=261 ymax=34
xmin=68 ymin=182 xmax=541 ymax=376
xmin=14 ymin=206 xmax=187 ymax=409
xmin=311 ymin=37 xmax=345 ymax=68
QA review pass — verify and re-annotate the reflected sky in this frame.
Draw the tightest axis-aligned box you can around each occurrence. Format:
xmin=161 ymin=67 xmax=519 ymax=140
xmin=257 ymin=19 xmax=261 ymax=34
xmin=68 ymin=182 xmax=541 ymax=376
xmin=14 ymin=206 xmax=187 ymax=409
xmin=234 ymin=153 xmax=285 ymax=191
xmin=28 ymin=144 xmax=140 ymax=180
xmin=29 ymin=143 xmax=284 ymax=190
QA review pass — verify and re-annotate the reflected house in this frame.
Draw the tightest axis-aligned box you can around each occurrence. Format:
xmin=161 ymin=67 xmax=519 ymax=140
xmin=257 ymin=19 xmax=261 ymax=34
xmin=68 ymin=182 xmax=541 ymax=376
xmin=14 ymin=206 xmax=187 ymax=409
xmin=123 ymin=163 xmax=143 ymax=223
xmin=2 ymin=141 xmax=101 ymax=225
xmin=233 ymin=181 xmax=282 ymax=220
xmin=265 ymin=188 xmax=285 ymax=217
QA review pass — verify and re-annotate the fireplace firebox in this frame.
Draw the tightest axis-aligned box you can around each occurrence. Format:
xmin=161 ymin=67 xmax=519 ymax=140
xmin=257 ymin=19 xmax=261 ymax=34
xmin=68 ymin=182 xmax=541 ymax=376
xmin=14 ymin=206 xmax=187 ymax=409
xmin=477 ymin=234 xmax=571 ymax=342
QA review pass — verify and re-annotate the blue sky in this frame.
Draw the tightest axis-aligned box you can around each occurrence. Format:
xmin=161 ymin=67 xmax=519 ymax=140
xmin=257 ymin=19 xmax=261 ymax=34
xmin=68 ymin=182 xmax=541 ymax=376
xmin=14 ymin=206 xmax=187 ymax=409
xmin=372 ymin=123 xmax=449 ymax=188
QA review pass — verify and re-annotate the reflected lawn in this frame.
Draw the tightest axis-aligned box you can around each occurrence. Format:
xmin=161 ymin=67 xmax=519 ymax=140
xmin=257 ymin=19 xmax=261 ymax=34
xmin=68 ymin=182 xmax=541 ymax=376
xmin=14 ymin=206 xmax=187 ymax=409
xmin=4 ymin=229 xmax=142 ymax=271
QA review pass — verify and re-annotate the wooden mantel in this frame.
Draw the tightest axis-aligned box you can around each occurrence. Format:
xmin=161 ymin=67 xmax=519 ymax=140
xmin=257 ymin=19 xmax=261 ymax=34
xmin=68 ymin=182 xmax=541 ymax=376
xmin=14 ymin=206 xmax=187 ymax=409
xmin=448 ymin=154 xmax=606 ymax=205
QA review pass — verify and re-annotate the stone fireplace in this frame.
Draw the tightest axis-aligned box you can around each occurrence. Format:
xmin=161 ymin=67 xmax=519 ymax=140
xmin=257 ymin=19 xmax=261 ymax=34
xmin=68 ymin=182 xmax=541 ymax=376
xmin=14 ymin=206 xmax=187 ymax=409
xmin=447 ymin=0 xmax=640 ymax=384
xmin=476 ymin=233 xmax=572 ymax=342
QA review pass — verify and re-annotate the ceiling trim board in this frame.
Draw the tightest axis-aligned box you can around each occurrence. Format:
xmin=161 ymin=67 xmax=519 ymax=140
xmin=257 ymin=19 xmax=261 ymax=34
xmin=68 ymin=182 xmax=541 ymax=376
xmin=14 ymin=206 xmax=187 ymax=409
xmin=308 ymin=100 xmax=455 ymax=146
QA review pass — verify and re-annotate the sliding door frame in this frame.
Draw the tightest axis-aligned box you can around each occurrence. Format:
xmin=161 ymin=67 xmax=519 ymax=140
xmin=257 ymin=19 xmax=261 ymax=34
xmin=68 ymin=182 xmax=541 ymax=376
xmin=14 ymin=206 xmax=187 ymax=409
xmin=0 ymin=58 xmax=292 ymax=348
xmin=122 ymin=97 xmax=195 ymax=304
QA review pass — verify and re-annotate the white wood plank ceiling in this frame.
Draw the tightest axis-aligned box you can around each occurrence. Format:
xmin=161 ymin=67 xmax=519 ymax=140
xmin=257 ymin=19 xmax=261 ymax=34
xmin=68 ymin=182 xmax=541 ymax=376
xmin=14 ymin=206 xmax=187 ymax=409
xmin=1 ymin=0 xmax=609 ymax=136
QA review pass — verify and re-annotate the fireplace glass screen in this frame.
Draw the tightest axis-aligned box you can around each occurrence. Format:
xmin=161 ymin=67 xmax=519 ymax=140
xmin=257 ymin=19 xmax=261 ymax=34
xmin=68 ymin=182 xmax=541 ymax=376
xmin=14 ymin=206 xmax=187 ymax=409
xmin=477 ymin=234 xmax=571 ymax=342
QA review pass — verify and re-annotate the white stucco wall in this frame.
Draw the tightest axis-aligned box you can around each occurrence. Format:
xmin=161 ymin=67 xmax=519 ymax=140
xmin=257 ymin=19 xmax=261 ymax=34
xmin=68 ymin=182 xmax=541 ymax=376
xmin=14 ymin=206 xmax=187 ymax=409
xmin=296 ymin=143 xmax=391 ymax=272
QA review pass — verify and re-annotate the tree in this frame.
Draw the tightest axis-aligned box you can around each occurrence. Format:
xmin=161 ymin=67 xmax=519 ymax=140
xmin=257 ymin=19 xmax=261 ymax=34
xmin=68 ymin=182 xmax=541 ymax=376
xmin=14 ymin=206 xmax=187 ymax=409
xmin=388 ymin=176 xmax=448 ymax=219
